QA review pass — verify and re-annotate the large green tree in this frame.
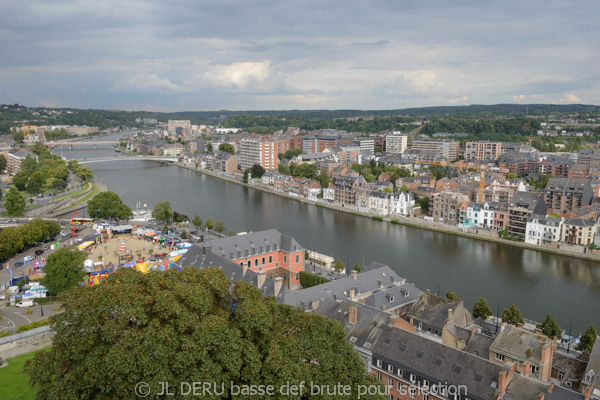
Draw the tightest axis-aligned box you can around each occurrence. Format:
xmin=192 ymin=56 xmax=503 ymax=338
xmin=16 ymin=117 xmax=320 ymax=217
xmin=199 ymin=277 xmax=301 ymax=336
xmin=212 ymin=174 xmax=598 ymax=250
xmin=218 ymin=143 xmax=235 ymax=155
xmin=192 ymin=214 xmax=202 ymax=229
xmin=41 ymin=247 xmax=87 ymax=295
xmin=18 ymin=219 xmax=50 ymax=247
xmin=152 ymin=201 xmax=173 ymax=224
xmin=26 ymin=268 xmax=384 ymax=400
xmin=21 ymin=154 xmax=38 ymax=175
xmin=250 ymin=163 xmax=266 ymax=178
xmin=214 ymin=220 xmax=225 ymax=233
xmin=75 ymin=165 xmax=94 ymax=181
xmin=87 ymin=191 xmax=132 ymax=220
xmin=0 ymin=227 xmax=24 ymax=260
xmin=12 ymin=170 xmax=29 ymax=191
xmin=501 ymin=303 xmax=525 ymax=326
xmin=577 ymin=324 xmax=597 ymax=353
xmin=5 ymin=186 xmax=26 ymax=216
xmin=472 ymin=297 xmax=493 ymax=321
xmin=0 ymin=154 xmax=6 ymax=172
xmin=540 ymin=314 xmax=561 ymax=339
xmin=26 ymin=170 xmax=45 ymax=193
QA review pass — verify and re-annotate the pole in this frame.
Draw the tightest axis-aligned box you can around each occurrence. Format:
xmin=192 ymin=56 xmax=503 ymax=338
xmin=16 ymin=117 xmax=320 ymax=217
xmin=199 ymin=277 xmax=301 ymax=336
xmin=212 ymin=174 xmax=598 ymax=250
xmin=496 ymin=300 xmax=500 ymax=333
xmin=39 ymin=294 xmax=43 ymax=317
xmin=567 ymin=321 xmax=572 ymax=353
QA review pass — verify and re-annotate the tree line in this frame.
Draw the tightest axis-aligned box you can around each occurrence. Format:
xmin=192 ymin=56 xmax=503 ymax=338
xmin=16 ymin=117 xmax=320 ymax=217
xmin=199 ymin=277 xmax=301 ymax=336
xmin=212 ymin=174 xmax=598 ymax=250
xmin=0 ymin=219 xmax=61 ymax=261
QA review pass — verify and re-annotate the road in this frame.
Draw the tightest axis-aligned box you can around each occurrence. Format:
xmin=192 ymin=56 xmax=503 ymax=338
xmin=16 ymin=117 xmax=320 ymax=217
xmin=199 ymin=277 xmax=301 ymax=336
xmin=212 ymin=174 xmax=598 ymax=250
xmin=0 ymin=298 xmax=62 ymax=334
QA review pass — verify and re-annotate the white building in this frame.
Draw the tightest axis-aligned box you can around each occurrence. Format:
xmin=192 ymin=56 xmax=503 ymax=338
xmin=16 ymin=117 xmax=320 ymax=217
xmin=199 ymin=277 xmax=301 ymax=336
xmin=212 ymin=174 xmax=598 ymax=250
xmin=464 ymin=202 xmax=495 ymax=229
xmin=215 ymin=128 xmax=241 ymax=134
xmin=323 ymin=186 xmax=335 ymax=202
xmin=390 ymin=192 xmax=415 ymax=216
xmin=163 ymin=144 xmax=184 ymax=156
xmin=368 ymin=191 xmax=390 ymax=216
xmin=525 ymin=215 xmax=563 ymax=245
xmin=307 ymin=187 xmax=322 ymax=201
xmin=386 ymin=133 xmax=407 ymax=155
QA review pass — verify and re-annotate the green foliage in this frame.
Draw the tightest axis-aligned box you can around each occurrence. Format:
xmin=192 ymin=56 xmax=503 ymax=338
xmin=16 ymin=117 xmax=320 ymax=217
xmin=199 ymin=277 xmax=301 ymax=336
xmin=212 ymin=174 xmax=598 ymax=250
xmin=5 ymin=186 xmax=26 ymax=216
xmin=21 ymin=155 xmax=38 ymax=175
xmin=372 ymin=216 xmax=383 ymax=221
xmin=243 ymin=169 xmax=249 ymax=184
xmin=390 ymin=219 xmax=400 ymax=224
xmin=152 ymin=201 xmax=174 ymax=224
xmin=317 ymin=170 xmax=331 ymax=188
xmin=206 ymin=142 xmax=213 ymax=152
xmin=472 ymin=297 xmax=493 ymax=321
xmin=12 ymin=130 xmax=24 ymax=142
xmin=401 ymin=183 xmax=408 ymax=193
xmin=26 ymin=171 xmax=45 ymax=193
xmin=74 ymin=165 xmax=93 ymax=181
xmin=446 ymin=290 xmax=459 ymax=301
xmin=576 ymin=325 xmax=597 ymax=353
xmin=12 ymin=170 xmax=29 ymax=191
xmin=228 ymin=231 xmax=235 ymax=237
xmin=419 ymin=197 xmax=430 ymax=213
xmin=204 ymin=218 xmax=213 ymax=230
xmin=87 ymin=191 xmax=132 ymax=220
xmin=374 ymin=145 xmax=382 ymax=153
xmin=278 ymin=149 xmax=303 ymax=160
xmin=333 ymin=258 xmax=345 ymax=273
xmin=67 ymin=159 xmax=80 ymax=172
xmin=539 ymin=314 xmax=561 ymax=339
xmin=192 ymin=214 xmax=202 ymax=228
xmin=41 ymin=248 xmax=87 ymax=295
xmin=277 ymin=163 xmax=290 ymax=175
xmin=218 ymin=143 xmax=235 ymax=155
xmin=353 ymin=263 xmax=362 ymax=272
xmin=292 ymin=163 xmax=319 ymax=179
xmin=26 ymin=268 xmax=383 ymax=400
xmin=0 ymin=348 xmax=48 ymax=399
xmin=250 ymin=163 xmax=266 ymax=178
xmin=300 ymin=270 xmax=329 ymax=287
xmin=180 ymin=230 xmax=188 ymax=240
xmin=214 ymin=220 xmax=225 ymax=233
xmin=501 ymin=303 xmax=525 ymax=326
xmin=15 ymin=319 xmax=50 ymax=333
xmin=0 ymin=154 xmax=6 ymax=172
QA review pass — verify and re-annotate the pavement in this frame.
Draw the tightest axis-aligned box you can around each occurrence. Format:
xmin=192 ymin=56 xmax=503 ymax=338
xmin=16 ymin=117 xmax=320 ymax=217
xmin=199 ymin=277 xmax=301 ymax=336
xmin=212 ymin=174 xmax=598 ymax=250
xmin=0 ymin=299 xmax=62 ymax=335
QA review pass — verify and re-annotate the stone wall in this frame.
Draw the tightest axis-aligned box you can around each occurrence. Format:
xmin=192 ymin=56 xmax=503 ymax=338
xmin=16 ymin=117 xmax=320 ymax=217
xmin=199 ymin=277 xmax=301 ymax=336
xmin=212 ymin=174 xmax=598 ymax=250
xmin=0 ymin=326 xmax=54 ymax=354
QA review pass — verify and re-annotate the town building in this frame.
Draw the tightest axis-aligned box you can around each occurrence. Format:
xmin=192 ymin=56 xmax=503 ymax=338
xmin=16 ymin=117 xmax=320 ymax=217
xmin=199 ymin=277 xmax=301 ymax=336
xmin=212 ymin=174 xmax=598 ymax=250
xmin=6 ymin=149 xmax=37 ymax=174
xmin=410 ymin=138 xmax=459 ymax=161
xmin=333 ymin=175 xmax=365 ymax=205
xmin=239 ymin=136 xmax=279 ymax=170
xmin=465 ymin=141 xmax=502 ymax=161
xmin=560 ymin=218 xmax=597 ymax=246
xmin=167 ymin=120 xmax=191 ymax=135
xmin=390 ymin=192 xmax=415 ymax=216
xmin=542 ymin=178 xmax=593 ymax=215
xmin=385 ymin=133 xmax=408 ymax=156
xmin=431 ymin=191 xmax=470 ymax=225
xmin=507 ymin=192 xmax=547 ymax=239
xmin=302 ymin=135 xmax=340 ymax=154
xmin=525 ymin=215 xmax=563 ymax=245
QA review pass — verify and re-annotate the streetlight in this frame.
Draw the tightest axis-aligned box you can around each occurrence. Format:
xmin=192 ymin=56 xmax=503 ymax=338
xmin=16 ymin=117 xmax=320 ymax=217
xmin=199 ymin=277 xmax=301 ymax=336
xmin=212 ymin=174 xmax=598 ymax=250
xmin=566 ymin=321 xmax=572 ymax=353
xmin=39 ymin=293 xmax=44 ymax=317
xmin=496 ymin=300 xmax=500 ymax=333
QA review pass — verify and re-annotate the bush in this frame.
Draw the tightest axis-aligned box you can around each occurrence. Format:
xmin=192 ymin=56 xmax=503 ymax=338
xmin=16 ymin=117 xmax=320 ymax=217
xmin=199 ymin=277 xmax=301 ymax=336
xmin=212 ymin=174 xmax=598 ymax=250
xmin=299 ymin=271 xmax=328 ymax=288
xmin=15 ymin=319 xmax=49 ymax=333
xmin=26 ymin=309 xmax=32 ymax=315
xmin=0 ymin=331 xmax=11 ymax=337
xmin=372 ymin=216 xmax=383 ymax=221
xmin=391 ymin=219 xmax=400 ymax=224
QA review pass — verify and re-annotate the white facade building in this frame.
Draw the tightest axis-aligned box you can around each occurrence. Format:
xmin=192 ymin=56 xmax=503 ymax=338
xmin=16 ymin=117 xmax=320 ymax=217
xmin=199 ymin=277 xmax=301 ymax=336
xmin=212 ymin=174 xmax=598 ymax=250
xmin=386 ymin=133 xmax=407 ymax=155
xmin=368 ymin=192 xmax=390 ymax=216
xmin=525 ymin=215 xmax=563 ymax=245
xmin=390 ymin=192 xmax=415 ymax=216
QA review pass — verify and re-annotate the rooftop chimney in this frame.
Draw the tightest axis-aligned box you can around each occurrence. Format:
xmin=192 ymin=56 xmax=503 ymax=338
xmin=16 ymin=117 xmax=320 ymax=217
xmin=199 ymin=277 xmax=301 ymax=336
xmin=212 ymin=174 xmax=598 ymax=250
xmin=349 ymin=305 xmax=358 ymax=324
xmin=518 ymin=323 xmax=524 ymax=329
xmin=447 ymin=308 xmax=453 ymax=319
xmin=351 ymin=270 xmax=358 ymax=279
xmin=349 ymin=288 xmax=356 ymax=298
xmin=242 ymin=261 xmax=248 ymax=277
xmin=523 ymin=362 xmax=530 ymax=376
xmin=311 ymin=299 xmax=320 ymax=311
xmin=421 ymin=293 xmax=428 ymax=304
xmin=535 ymin=327 xmax=542 ymax=335
xmin=273 ymin=277 xmax=283 ymax=297
xmin=256 ymin=270 xmax=266 ymax=288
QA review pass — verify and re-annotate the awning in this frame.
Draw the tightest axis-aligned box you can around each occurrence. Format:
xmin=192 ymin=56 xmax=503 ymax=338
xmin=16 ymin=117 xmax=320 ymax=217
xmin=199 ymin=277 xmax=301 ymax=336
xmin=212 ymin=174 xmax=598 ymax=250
xmin=145 ymin=231 xmax=157 ymax=237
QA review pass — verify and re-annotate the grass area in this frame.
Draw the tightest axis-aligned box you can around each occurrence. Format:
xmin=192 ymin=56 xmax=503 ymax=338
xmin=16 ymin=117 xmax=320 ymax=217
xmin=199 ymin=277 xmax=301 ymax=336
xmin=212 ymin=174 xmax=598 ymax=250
xmin=53 ymin=183 xmax=98 ymax=212
xmin=51 ymin=182 xmax=91 ymax=202
xmin=0 ymin=348 xmax=48 ymax=400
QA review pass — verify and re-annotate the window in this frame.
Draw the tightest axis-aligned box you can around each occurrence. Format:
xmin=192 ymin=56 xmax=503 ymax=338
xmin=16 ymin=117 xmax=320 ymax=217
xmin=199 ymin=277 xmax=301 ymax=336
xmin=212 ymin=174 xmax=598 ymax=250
xmin=377 ymin=373 xmax=382 ymax=381
xmin=558 ymin=372 xmax=565 ymax=380
xmin=295 ymin=272 xmax=299 ymax=281
xmin=495 ymin=353 xmax=505 ymax=361
xmin=284 ymin=255 xmax=287 ymax=263
xmin=388 ymin=378 xmax=393 ymax=386
xmin=409 ymin=374 xmax=416 ymax=383
xmin=377 ymin=359 xmax=382 ymax=368
xmin=409 ymin=387 xmax=416 ymax=398
xmin=295 ymin=255 xmax=300 ymax=263
xmin=423 ymin=395 xmax=428 ymax=400
xmin=269 ymin=255 xmax=272 ymax=263
xmin=531 ymin=365 xmax=539 ymax=375
xmin=388 ymin=364 xmax=394 ymax=373
xmin=254 ymin=259 xmax=259 ymax=267
xmin=397 ymin=369 xmax=403 ymax=378
xmin=397 ymin=382 xmax=402 ymax=391
xmin=262 ymin=257 xmax=266 ymax=265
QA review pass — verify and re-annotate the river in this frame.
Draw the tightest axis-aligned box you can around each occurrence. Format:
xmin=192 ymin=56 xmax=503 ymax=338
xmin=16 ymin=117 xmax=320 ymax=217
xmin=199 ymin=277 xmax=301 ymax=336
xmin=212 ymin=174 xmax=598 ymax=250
xmin=52 ymin=132 xmax=600 ymax=334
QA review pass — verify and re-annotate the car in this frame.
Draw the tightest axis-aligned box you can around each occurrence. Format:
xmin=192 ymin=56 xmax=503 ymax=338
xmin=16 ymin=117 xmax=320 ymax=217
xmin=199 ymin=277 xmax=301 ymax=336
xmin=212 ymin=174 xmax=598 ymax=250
xmin=0 ymin=265 xmax=3 ymax=271
xmin=35 ymin=250 xmax=44 ymax=256
xmin=24 ymin=256 xmax=34 ymax=262
xmin=48 ymin=210 xmax=54 ymax=214
xmin=14 ymin=262 xmax=24 ymax=267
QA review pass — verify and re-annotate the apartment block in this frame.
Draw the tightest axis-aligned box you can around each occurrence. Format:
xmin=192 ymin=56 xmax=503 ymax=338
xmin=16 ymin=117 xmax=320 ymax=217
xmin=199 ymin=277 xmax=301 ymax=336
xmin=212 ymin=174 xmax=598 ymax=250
xmin=239 ymin=136 xmax=279 ymax=170
xmin=167 ymin=120 xmax=191 ymax=135
xmin=385 ymin=133 xmax=408 ymax=156
xmin=465 ymin=141 xmax=502 ymax=161
xmin=410 ymin=138 xmax=459 ymax=161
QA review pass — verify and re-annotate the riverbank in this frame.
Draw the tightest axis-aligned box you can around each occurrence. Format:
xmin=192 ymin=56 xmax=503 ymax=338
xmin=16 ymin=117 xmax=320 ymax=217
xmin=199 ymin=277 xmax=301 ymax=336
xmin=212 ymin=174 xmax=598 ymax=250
xmin=171 ymin=162 xmax=600 ymax=264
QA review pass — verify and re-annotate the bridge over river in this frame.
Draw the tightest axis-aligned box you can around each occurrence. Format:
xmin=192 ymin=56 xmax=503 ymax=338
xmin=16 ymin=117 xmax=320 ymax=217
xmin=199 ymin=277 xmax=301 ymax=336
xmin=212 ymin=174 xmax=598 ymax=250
xmin=76 ymin=155 xmax=178 ymax=164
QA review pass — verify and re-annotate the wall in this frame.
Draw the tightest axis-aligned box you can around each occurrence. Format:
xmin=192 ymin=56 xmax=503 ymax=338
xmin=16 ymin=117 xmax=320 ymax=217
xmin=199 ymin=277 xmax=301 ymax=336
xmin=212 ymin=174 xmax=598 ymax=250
xmin=0 ymin=326 xmax=54 ymax=354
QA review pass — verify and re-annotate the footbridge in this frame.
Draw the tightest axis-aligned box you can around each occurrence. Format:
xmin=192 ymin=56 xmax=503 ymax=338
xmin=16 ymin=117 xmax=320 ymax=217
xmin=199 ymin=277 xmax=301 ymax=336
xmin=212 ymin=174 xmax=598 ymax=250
xmin=76 ymin=156 xmax=178 ymax=164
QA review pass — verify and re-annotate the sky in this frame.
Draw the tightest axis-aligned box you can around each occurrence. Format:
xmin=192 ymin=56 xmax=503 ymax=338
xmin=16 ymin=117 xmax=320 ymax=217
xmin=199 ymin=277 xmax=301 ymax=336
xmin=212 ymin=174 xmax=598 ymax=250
xmin=1 ymin=0 xmax=598 ymax=111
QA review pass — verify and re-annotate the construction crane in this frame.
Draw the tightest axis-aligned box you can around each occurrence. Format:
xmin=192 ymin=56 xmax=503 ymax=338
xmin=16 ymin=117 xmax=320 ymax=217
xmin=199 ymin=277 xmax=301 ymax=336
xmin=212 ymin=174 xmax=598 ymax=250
xmin=478 ymin=165 xmax=488 ymax=202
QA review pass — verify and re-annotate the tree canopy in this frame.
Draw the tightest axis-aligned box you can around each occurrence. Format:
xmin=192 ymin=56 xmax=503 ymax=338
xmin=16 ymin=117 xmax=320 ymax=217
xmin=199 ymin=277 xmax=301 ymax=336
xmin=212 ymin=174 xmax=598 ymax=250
xmin=539 ymin=314 xmax=561 ymax=339
xmin=41 ymin=247 xmax=88 ymax=295
xmin=446 ymin=290 xmax=459 ymax=301
xmin=0 ymin=219 xmax=59 ymax=260
xmin=577 ymin=324 xmax=597 ymax=353
xmin=152 ymin=201 xmax=174 ymax=224
xmin=472 ymin=297 xmax=493 ymax=321
xmin=5 ymin=186 xmax=26 ymax=216
xmin=250 ymin=164 xmax=266 ymax=178
xmin=218 ymin=143 xmax=235 ymax=155
xmin=87 ymin=191 xmax=132 ymax=220
xmin=26 ymin=267 xmax=384 ymax=400
xmin=501 ymin=303 xmax=525 ymax=326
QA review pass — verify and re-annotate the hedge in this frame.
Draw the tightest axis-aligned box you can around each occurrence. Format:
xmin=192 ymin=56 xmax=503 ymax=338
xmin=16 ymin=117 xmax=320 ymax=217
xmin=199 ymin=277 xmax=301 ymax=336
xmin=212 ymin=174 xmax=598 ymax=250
xmin=390 ymin=219 xmax=400 ymax=224
xmin=372 ymin=216 xmax=383 ymax=221
xmin=300 ymin=271 xmax=328 ymax=288
xmin=15 ymin=319 xmax=49 ymax=333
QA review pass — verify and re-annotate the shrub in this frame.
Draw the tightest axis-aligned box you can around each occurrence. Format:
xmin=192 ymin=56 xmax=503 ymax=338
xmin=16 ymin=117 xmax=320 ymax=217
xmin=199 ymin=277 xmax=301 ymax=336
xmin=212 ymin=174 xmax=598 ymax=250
xmin=372 ymin=216 xmax=383 ymax=221
xmin=391 ymin=219 xmax=400 ymax=224
xmin=299 ymin=271 xmax=328 ymax=288
xmin=15 ymin=319 xmax=49 ymax=333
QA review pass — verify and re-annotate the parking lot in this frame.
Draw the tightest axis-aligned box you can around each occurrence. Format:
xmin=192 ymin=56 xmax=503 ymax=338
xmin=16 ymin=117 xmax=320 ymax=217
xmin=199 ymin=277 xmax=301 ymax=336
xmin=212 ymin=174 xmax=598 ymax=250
xmin=0 ymin=299 xmax=62 ymax=334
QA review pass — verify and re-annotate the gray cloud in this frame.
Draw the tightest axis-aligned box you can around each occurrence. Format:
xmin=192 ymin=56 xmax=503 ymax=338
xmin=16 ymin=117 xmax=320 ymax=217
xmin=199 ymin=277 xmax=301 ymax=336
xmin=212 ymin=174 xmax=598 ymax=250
xmin=1 ymin=0 xmax=598 ymax=110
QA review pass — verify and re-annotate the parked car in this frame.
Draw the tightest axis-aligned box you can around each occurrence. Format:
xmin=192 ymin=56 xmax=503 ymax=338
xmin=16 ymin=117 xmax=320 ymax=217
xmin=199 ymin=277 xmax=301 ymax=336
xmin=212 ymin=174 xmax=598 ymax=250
xmin=35 ymin=250 xmax=44 ymax=256
xmin=24 ymin=256 xmax=34 ymax=263
xmin=16 ymin=300 xmax=36 ymax=308
xmin=14 ymin=262 xmax=24 ymax=267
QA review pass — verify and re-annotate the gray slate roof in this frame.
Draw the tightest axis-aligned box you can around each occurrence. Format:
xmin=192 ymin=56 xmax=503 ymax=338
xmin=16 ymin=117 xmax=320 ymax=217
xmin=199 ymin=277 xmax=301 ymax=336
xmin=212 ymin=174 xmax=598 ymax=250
xmin=490 ymin=324 xmax=548 ymax=365
xmin=362 ymin=283 xmax=422 ymax=311
xmin=408 ymin=294 xmax=459 ymax=331
xmin=464 ymin=331 xmax=496 ymax=359
xmin=315 ymin=299 xmax=391 ymax=352
xmin=201 ymin=229 xmax=302 ymax=260
xmin=281 ymin=264 xmax=405 ymax=310
xmin=374 ymin=326 xmax=508 ymax=400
